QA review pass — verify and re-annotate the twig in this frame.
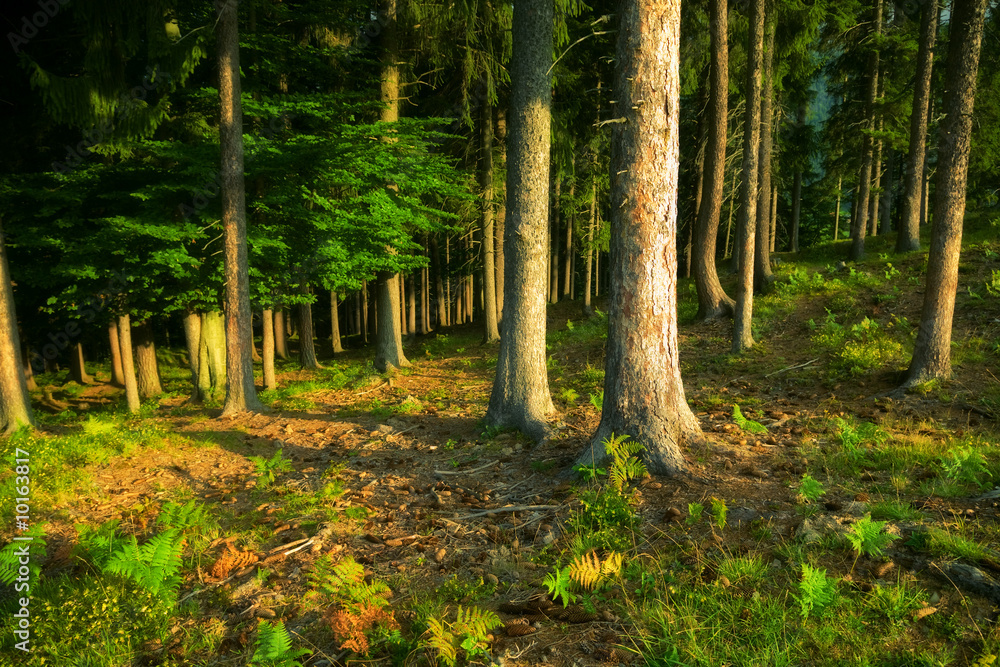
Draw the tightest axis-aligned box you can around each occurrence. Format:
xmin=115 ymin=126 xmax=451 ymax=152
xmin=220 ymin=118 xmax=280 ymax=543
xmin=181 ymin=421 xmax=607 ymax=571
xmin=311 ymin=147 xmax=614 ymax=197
xmin=283 ymin=537 xmax=315 ymax=556
xmin=434 ymin=461 xmax=496 ymax=476
xmin=764 ymin=358 xmax=820 ymax=378
xmin=355 ymin=381 xmax=388 ymax=396
xmin=451 ymin=504 xmax=560 ymax=520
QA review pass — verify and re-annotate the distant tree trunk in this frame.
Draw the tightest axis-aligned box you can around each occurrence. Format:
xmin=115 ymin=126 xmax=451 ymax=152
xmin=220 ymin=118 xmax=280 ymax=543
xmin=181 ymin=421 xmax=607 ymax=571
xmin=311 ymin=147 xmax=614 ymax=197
xmin=480 ymin=103 xmax=501 ymax=343
xmin=108 ymin=319 xmax=125 ymax=387
xmin=549 ymin=172 xmax=561 ymax=304
xmin=422 ymin=265 xmax=431 ymax=333
xmin=485 ymin=0 xmax=556 ymax=441
xmin=869 ymin=112 xmax=884 ymax=236
xmin=218 ymin=0 xmax=263 ymax=415
xmin=687 ymin=124 xmax=707 ymax=279
xmin=432 ymin=236 xmax=448 ymax=328
xmin=879 ymin=148 xmax=895 ymax=236
xmin=694 ymin=0 xmax=734 ymax=321
xmin=584 ymin=174 xmax=597 ymax=317
xmin=299 ymin=289 xmax=321 ymax=370
xmin=182 ymin=309 xmax=203 ymax=402
xmin=733 ymin=0 xmax=764 ymax=353
xmin=273 ymin=308 xmax=288 ymax=359
xmin=133 ymin=321 xmax=163 ymax=398
xmin=0 ymin=220 xmax=34 ymax=434
xmin=375 ymin=271 xmax=410 ymax=372
xmin=563 ymin=171 xmax=575 ymax=297
xmin=791 ymin=170 xmax=803 ymax=253
xmin=250 ymin=311 xmax=261 ymax=362
xmin=330 ymin=291 xmax=344 ymax=354
xmin=579 ymin=0 xmax=701 ymax=476
xmin=754 ymin=13 xmax=776 ymax=291
xmin=116 ymin=314 xmax=141 ymax=415
xmin=444 ymin=238 xmax=452 ymax=325
xmin=833 ymin=176 xmax=843 ymax=240
xmin=69 ymin=342 xmax=93 ymax=385
xmin=368 ymin=281 xmax=378 ymax=343
xmin=495 ymin=111 xmax=507 ymax=323
xmin=897 ymin=0 xmax=937 ymax=252
xmin=724 ymin=169 xmax=737 ymax=258
xmin=902 ymin=0 xmax=986 ymax=388
xmin=262 ymin=308 xmax=276 ymax=391
xmin=399 ymin=273 xmax=408 ymax=336
xmin=200 ymin=311 xmax=227 ymax=401
xmin=850 ymin=0 xmax=882 ymax=261
xmin=22 ymin=346 xmax=37 ymax=392
xmin=407 ymin=274 xmax=416 ymax=336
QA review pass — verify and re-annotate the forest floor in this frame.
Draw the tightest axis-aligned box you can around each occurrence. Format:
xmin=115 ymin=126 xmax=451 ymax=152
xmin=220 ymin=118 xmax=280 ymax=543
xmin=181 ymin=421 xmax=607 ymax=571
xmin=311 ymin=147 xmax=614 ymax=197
xmin=4 ymin=225 xmax=1000 ymax=666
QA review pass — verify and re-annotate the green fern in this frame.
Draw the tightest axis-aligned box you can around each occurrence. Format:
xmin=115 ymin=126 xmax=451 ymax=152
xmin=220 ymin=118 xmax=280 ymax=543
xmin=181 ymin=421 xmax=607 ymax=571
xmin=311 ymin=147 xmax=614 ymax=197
xmin=710 ymin=497 xmax=728 ymax=530
xmin=157 ymin=500 xmax=211 ymax=532
xmin=543 ymin=565 xmax=576 ymax=607
xmin=308 ymin=555 xmax=392 ymax=609
xmin=604 ymin=433 xmax=647 ymax=492
xmin=846 ymin=515 xmax=894 ymax=557
xmin=249 ymin=620 xmax=311 ymax=666
xmin=796 ymin=474 xmax=826 ymax=504
xmin=104 ymin=528 xmax=184 ymax=598
xmin=795 ymin=563 xmax=838 ymax=618
xmin=249 ymin=449 xmax=294 ymax=487
xmin=0 ymin=526 xmax=46 ymax=587
xmin=733 ymin=405 xmax=768 ymax=435
xmin=422 ymin=606 xmax=502 ymax=667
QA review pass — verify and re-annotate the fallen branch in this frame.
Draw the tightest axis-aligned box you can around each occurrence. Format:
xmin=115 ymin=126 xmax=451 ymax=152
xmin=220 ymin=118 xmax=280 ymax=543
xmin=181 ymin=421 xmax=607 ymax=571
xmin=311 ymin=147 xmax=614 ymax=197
xmin=434 ymin=461 xmax=497 ymax=476
xmin=452 ymin=504 xmax=561 ymax=520
xmin=355 ymin=381 xmax=388 ymax=396
xmin=764 ymin=358 xmax=820 ymax=378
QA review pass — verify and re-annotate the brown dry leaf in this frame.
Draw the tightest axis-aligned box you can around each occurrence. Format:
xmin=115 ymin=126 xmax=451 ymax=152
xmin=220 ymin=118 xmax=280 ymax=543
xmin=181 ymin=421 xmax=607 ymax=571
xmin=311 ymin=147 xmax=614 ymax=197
xmin=210 ymin=546 xmax=258 ymax=579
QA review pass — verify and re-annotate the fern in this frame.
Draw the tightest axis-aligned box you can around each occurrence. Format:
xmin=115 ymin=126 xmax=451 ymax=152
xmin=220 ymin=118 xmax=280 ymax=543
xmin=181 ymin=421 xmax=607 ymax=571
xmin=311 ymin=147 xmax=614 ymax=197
xmin=309 ymin=555 xmax=392 ymax=609
xmin=604 ymin=433 xmax=647 ymax=492
xmin=846 ymin=515 xmax=894 ymax=557
xmin=795 ymin=563 xmax=838 ymax=618
xmin=249 ymin=449 xmax=294 ymax=487
xmin=157 ymin=500 xmax=211 ymax=532
xmin=104 ymin=528 xmax=184 ymax=597
xmin=543 ymin=565 xmax=576 ymax=607
xmin=422 ymin=606 xmax=501 ymax=667
xmin=249 ymin=621 xmax=311 ymax=666
xmin=0 ymin=526 xmax=46 ymax=587
xmin=710 ymin=497 xmax=728 ymax=530
xmin=569 ymin=551 xmax=623 ymax=591
xmin=796 ymin=474 xmax=826 ymax=504
xmin=733 ymin=404 xmax=768 ymax=434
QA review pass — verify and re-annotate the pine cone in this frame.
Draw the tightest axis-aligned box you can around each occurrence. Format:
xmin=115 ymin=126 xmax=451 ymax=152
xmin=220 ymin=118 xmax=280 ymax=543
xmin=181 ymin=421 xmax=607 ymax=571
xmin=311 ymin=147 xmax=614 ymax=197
xmin=504 ymin=623 xmax=537 ymax=637
xmin=498 ymin=602 xmax=528 ymax=614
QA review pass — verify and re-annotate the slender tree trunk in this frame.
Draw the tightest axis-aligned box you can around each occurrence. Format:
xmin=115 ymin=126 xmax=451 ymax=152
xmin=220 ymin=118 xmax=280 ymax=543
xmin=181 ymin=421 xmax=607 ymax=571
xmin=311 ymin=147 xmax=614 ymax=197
xmin=902 ymin=0 xmax=986 ymax=387
xmin=584 ymin=175 xmax=597 ymax=317
xmin=897 ymin=0 xmax=937 ymax=252
xmin=754 ymin=13 xmax=776 ymax=291
xmin=299 ymin=289 xmax=321 ymax=370
xmin=869 ymin=113 xmax=884 ymax=236
xmin=0 ymin=220 xmax=34 ymax=433
xmin=330 ymin=291 xmax=344 ymax=354
xmin=250 ymin=311 xmax=261 ymax=362
xmin=495 ymin=111 xmax=507 ymax=323
xmin=273 ymin=308 xmax=288 ymax=359
xmin=133 ymin=321 xmax=163 ymax=398
xmin=375 ymin=271 xmax=410 ymax=372
xmin=791 ymin=171 xmax=803 ymax=253
xmin=480 ymin=103 xmax=501 ymax=343
xmin=549 ymin=173 xmax=561 ymax=304
xmin=834 ymin=176 xmax=843 ymax=240
xmin=432 ymin=236 xmax=448 ymax=328
xmin=218 ymin=0 xmax=263 ymax=415
xmin=23 ymin=346 xmax=37 ymax=392
xmin=399 ymin=273 xmax=408 ymax=336
xmin=733 ymin=0 xmax=764 ymax=353
xmin=407 ymin=274 xmax=416 ymax=336
xmin=69 ymin=342 xmax=93 ymax=385
xmin=116 ymin=314 xmax=141 ymax=415
xmin=694 ymin=0 xmax=734 ymax=321
xmin=262 ymin=308 xmax=276 ymax=391
xmin=580 ymin=0 xmax=701 ymax=476
xmin=880 ymin=148 xmax=895 ymax=236
xmin=850 ymin=0 xmax=882 ymax=261
xmin=594 ymin=247 xmax=600 ymax=298
xmin=422 ymin=265 xmax=431 ymax=334
xmin=182 ymin=309 xmax=203 ymax=402
xmin=563 ymin=168 xmax=575 ymax=297
xmin=444 ymin=238 xmax=452 ymax=326
xmin=364 ymin=281 xmax=374 ymax=343
xmin=108 ymin=319 xmax=125 ymax=387
xmin=485 ymin=0 xmax=556 ymax=441
xmin=687 ymin=127 xmax=707 ymax=279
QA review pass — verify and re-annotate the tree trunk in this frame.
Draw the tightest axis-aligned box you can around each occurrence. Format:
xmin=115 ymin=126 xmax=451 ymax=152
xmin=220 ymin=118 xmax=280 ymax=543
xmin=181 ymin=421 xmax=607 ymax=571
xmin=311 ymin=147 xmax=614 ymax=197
xmin=432 ymin=235 xmax=448 ymax=328
xmin=693 ymin=0 xmax=734 ymax=321
xmin=754 ymin=14 xmax=776 ymax=291
xmin=879 ymin=148 xmax=895 ymax=236
xmin=833 ymin=176 xmax=843 ymax=240
xmin=23 ymin=346 xmax=37 ymax=392
xmin=0 ymin=220 xmax=34 ymax=433
xmin=273 ymin=308 xmax=288 ymax=358
xmin=485 ymin=0 xmax=555 ymax=441
xmin=375 ymin=271 xmax=410 ymax=372
xmin=495 ymin=111 xmax=507 ymax=323
xmin=200 ymin=311 xmax=227 ymax=401
xmin=480 ymin=104 xmax=501 ymax=343
xmin=791 ymin=170 xmax=803 ymax=252
xmin=133 ymin=321 xmax=163 ymax=398
xmin=850 ymin=0 xmax=882 ymax=262
xmin=407 ymin=274 xmax=416 ymax=336
xmin=399 ymin=273 xmax=408 ymax=336
xmin=563 ymin=169 xmax=574 ymax=297
xmin=262 ymin=308 xmax=276 ymax=391
xmin=444 ymin=238 xmax=452 ymax=326
xmin=687 ymin=125 xmax=707 ymax=279
xmin=299 ymin=289 xmax=321 ymax=370
xmin=218 ymin=0 xmax=263 ymax=416
xmin=733 ymin=0 xmax=764 ymax=353
xmin=869 ymin=113 xmax=884 ymax=236
xmin=182 ymin=309 xmax=203 ymax=402
xmin=367 ymin=281 xmax=378 ymax=342
xmin=549 ymin=172 xmax=561 ymax=304
xmin=330 ymin=291 xmax=344 ymax=354
xmin=69 ymin=342 xmax=93 ymax=385
xmin=579 ymin=0 xmax=701 ymax=476
xmin=902 ymin=0 xmax=986 ymax=388
xmin=116 ymin=314 xmax=141 ymax=415
xmin=897 ymin=0 xmax=937 ymax=252
xmin=250 ymin=311 xmax=261 ymax=362
xmin=108 ymin=319 xmax=125 ymax=387
xmin=584 ymin=174 xmax=597 ymax=317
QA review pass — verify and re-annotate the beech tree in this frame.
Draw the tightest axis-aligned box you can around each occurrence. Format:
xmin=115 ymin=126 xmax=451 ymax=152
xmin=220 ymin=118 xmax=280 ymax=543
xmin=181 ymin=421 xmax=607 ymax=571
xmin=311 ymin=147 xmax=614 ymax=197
xmin=901 ymin=0 xmax=988 ymax=387
xmin=484 ymin=0 xmax=555 ymax=440
xmin=0 ymin=220 xmax=35 ymax=434
xmin=576 ymin=0 xmax=701 ymax=475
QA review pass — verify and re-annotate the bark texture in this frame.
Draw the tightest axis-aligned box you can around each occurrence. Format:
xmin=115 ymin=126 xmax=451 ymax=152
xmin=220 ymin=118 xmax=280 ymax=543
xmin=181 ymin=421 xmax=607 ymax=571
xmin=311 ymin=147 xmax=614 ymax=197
xmin=485 ymin=0 xmax=555 ymax=441
xmin=480 ymin=104 xmax=500 ymax=343
xmin=69 ymin=342 xmax=93 ymax=385
xmin=182 ymin=309 xmax=203 ymax=401
xmin=375 ymin=271 xmax=410 ymax=372
xmin=897 ymin=0 xmax=938 ymax=253
xmin=133 ymin=321 xmax=163 ymax=398
xmin=218 ymin=0 xmax=263 ymax=415
xmin=273 ymin=309 xmax=288 ymax=359
xmin=262 ymin=308 xmax=276 ymax=391
xmin=117 ymin=314 xmax=141 ymax=414
xmin=693 ymin=0 xmax=734 ymax=321
xmin=199 ymin=311 xmax=227 ymax=401
xmin=902 ymin=0 xmax=986 ymax=387
xmin=0 ymin=220 xmax=34 ymax=433
xmin=108 ymin=319 xmax=125 ymax=387
xmin=299 ymin=294 xmax=321 ymax=370
xmin=849 ymin=0 xmax=882 ymax=261
xmin=754 ymin=15 xmax=776 ymax=291
xmin=330 ymin=292 xmax=344 ymax=354
xmin=578 ymin=0 xmax=700 ymax=476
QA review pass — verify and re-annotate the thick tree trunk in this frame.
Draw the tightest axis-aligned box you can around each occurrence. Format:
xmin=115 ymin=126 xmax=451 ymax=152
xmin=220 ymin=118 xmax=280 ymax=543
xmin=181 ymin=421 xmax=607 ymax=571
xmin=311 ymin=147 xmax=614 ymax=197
xmin=897 ymin=0 xmax=937 ymax=252
xmin=0 ymin=220 xmax=34 ymax=433
xmin=850 ymin=0 xmax=882 ymax=262
xmin=200 ymin=311 xmax=227 ymax=401
xmin=182 ymin=309 xmax=203 ymax=402
xmin=480 ymin=104 xmax=501 ymax=343
xmin=754 ymin=15 xmax=776 ymax=291
xmin=218 ymin=0 xmax=263 ymax=415
xmin=108 ymin=319 xmax=126 ymax=387
xmin=902 ymin=0 xmax=986 ymax=388
xmin=485 ymin=0 xmax=555 ymax=441
xmin=330 ymin=291 xmax=344 ymax=354
xmin=791 ymin=171 xmax=803 ymax=252
xmin=273 ymin=308 xmax=288 ymax=359
xmin=299 ymin=289 xmax=321 ymax=370
xmin=375 ymin=271 xmax=410 ymax=372
xmin=579 ymin=0 xmax=700 ymax=476
xmin=693 ymin=0 xmax=734 ymax=321
xmin=69 ymin=342 xmax=93 ymax=385
xmin=116 ymin=314 xmax=141 ymax=414
xmin=133 ymin=321 xmax=163 ymax=398
xmin=262 ymin=308 xmax=276 ymax=391
xmin=733 ymin=0 xmax=764 ymax=353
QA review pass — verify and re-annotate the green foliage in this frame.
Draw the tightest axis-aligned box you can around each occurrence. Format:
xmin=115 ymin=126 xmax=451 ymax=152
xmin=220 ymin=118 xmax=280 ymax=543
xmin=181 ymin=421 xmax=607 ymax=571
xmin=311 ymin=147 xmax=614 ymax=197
xmin=810 ymin=312 xmax=905 ymax=375
xmin=846 ymin=515 xmax=894 ymax=558
xmin=157 ymin=500 xmax=212 ymax=533
xmin=939 ymin=447 xmax=992 ymax=489
xmin=602 ymin=433 xmax=647 ymax=493
xmin=710 ymin=497 xmax=728 ymax=530
xmin=732 ymin=405 xmax=768 ymax=435
xmin=866 ymin=581 xmax=923 ymax=625
xmin=309 ymin=555 xmax=392 ymax=609
xmin=249 ymin=449 xmax=294 ymax=488
xmin=0 ymin=526 xmax=46 ymax=588
xmin=833 ymin=417 xmax=888 ymax=467
xmin=422 ymin=606 xmax=502 ymax=667
xmin=687 ymin=502 xmax=705 ymax=526
xmin=559 ymin=387 xmax=580 ymax=404
xmin=249 ymin=621 xmax=312 ymax=667
xmin=543 ymin=565 xmax=576 ymax=607
xmin=796 ymin=474 xmax=827 ymax=504
xmin=104 ymin=528 xmax=185 ymax=598
xmin=795 ymin=563 xmax=839 ymax=619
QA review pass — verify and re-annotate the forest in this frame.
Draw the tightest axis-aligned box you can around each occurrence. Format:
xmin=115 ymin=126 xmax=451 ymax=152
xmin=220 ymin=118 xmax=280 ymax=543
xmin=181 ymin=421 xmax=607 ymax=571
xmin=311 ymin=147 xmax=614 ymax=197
xmin=1 ymin=0 xmax=1000 ymax=664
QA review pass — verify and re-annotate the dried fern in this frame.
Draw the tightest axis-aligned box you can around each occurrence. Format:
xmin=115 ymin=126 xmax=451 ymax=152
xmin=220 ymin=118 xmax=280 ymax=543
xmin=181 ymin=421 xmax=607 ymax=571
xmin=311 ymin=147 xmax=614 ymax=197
xmin=569 ymin=551 xmax=624 ymax=591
